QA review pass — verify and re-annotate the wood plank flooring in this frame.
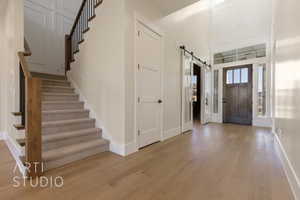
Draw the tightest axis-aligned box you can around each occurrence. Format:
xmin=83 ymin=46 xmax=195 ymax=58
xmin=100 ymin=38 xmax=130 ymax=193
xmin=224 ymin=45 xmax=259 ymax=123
xmin=0 ymin=123 xmax=294 ymax=200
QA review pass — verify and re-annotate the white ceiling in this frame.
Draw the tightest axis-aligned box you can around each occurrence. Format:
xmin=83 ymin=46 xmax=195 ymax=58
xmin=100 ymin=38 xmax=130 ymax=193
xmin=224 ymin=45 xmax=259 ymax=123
xmin=154 ymin=0 xmax=201 ymax=16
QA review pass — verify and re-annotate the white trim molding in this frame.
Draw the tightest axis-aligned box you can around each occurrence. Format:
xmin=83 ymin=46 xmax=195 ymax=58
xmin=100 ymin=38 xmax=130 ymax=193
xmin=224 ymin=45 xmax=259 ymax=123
xmin=125 ymin=142 xmax=138 ymax=156
xmin=0 ymin=132 xmax=4 ymax=140
xmin=109 ymin=141 xmax=138 ymax=157
xmin=274 ymin=132 xmax=300 ymax=200
xmin=253 ymin=117 xmax=272 ymax=128
xmin=163 ymin=127 xmax=181 ymax=141
xmin=3 ymin=133 xmax=27 ymax=177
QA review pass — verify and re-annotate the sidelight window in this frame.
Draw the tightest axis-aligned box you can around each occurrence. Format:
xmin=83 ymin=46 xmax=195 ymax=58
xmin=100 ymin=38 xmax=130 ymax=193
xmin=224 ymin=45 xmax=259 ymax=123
xmin=213 ymin=70 xmax=219 ymax=113
xmin=257 ymin=64 xmax=266 ymax=116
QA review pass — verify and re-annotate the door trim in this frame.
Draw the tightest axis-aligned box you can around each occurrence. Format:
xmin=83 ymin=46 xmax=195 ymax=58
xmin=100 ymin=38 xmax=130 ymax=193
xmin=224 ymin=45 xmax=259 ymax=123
xmin=134 ymin=13 xmax=165 ymax=151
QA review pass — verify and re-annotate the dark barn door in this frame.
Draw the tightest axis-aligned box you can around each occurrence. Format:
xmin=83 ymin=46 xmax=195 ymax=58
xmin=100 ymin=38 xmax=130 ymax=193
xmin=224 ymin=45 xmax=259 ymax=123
xmin=223 ymin=65 xmax=253 ymax=125
xmin=193 ymin=64 xmax=201 ymax=121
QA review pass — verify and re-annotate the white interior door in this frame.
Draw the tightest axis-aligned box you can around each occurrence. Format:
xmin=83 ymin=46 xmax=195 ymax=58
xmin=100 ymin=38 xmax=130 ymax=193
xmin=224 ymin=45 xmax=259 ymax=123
xmin=181 ymin=53 xmax=193 ymax=132
xmin=136 ymin=22 xmax=163 ymax=149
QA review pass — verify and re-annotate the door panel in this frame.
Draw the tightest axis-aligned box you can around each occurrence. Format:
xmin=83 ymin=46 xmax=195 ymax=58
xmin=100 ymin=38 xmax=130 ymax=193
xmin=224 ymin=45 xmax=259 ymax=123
xmin=223 ymin=65 xmax=252 ymax=125
xmin=181 ymin=54 xmax=193 ymax=132
xmin=136 ymin=22 xmax=162 ymax=148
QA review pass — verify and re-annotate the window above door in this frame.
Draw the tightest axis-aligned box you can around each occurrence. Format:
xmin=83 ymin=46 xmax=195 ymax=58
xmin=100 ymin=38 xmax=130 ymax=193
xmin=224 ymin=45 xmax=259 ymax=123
xmin=214 ymin=44 xmax=266 ymax=65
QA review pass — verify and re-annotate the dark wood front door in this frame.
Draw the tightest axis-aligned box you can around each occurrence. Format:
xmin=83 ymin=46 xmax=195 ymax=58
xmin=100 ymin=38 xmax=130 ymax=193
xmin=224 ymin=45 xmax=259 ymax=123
xmin=223 ymin=65 xmax=253 ymax=125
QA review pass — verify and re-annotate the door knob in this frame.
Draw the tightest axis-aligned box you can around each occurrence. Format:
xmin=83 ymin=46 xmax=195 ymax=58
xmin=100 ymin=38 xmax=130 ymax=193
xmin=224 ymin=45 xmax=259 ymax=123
xmin=222 ymin=98 xmax=227 ymax=103
xmin=158 ymin=99 xmax=163 ymax=104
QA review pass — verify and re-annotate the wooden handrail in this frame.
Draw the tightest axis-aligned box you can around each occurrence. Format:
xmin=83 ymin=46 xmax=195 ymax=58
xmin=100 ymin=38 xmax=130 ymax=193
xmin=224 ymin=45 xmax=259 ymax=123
xmin=70 ymin=0 xmax=87 ymax=36
xmin=24 ymin=38 xmax=32 ymax=56
xmin=70 ymin=0 xmax=103 ymax=36
xmin=18 ymin=52 xmax=32 ymax=78
xmin=18 ymin=38 xmax=42 ymax=178
xmin=65 ymin=0 xmax=104 ymax=73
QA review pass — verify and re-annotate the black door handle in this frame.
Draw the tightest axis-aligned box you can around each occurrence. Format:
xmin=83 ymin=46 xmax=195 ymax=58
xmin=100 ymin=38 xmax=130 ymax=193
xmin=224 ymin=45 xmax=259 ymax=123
xmin=222 ymin=98 xmax=227 ymax=103
xmin=158 ymin=99 xmax=163 ymax=104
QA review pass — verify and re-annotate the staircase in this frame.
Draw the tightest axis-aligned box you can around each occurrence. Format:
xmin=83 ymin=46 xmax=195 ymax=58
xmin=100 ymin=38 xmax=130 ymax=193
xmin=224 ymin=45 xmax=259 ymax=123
xmin=14 ymin=0 xmax=107 ymax=177
xmin=36 ymin=74 xmax=109 ymax=170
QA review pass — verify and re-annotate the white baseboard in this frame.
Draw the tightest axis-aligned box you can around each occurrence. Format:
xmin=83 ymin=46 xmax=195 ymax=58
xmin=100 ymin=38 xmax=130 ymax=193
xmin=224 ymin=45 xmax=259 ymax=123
xmin=3 ymin=133 xmax=27 ymax=177
xmin=109 ymin=141 xmax=125 ymax=156
xmin=163 ymin=127 xmax=181 ymax=140
xmin=0 ymin=132 xmax=3 ymax=140
xmin=274 ymin=132 xmax=300 ymax=200
xmin=125 ymin=141 xmax=138 ymax=156
xmin=109 ymin=141 xmax=138 ymax=156
xmin=253 ymin=117 xmax=272 ymax=128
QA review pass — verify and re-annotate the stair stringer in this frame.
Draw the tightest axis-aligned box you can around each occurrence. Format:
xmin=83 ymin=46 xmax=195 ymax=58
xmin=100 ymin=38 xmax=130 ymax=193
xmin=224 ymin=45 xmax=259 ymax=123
xmin=3 ymin=132 xmax=27 ymax=177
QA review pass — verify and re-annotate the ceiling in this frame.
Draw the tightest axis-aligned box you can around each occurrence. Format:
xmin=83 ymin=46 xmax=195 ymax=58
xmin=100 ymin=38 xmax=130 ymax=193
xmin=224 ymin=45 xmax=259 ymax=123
xmin=154 ymin=0 xmax=201 ymax=16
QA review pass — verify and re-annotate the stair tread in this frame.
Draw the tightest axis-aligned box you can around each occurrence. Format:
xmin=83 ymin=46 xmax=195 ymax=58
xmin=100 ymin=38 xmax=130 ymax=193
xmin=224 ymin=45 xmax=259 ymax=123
xmin=43 ymin=93 xmax=78 ymax=96
xmin=42 ymin=78 xmax=70 ymax=83
xmin=43 ymin=118 xmax=95 ymax=127
xmin=43 ymin=101 xmax=83 ymax=104
xmin=12 ymin=112 xmax=22 ymax=116
xmin=43 ymin=139 xmax=109 ymax=161
xmin=43 ymin=109 xmax=89 ymax=114
xmin=43 ymin=128 xmax=101 ymax=143
xmin=14 ymin=124 xmax=25 ymax=130
xmin=31 ymin=72 xmax=66 ymax=80
xmin=42 ymin=85 xmax=74 ymax=89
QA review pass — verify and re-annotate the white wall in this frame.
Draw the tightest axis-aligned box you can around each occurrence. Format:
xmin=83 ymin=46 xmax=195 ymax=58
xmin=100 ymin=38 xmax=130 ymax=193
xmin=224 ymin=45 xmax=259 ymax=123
xmin=0 ymin=0 xmax=24 ymax=140
xmin=69 ymin=0 xmax=126 ymax=154
xmin=159 ymin=1 xmax=211 ymax=132
xmin=153 ymin=0 xmax=200 ymax=16
xmin=24 ymin=0 xmax=81 ymax=75
xmin=273 ymin=0 xmax=300 ymax=198
xmin=211 ymin=0 xmax=272 ymax=52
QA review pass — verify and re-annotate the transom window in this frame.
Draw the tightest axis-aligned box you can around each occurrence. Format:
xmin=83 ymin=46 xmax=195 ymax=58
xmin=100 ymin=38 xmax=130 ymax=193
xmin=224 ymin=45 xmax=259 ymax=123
xmin=214 ymin=44 xmax=266 ymax=64
xmin=226 ymin=68 xmax=249 ymax=84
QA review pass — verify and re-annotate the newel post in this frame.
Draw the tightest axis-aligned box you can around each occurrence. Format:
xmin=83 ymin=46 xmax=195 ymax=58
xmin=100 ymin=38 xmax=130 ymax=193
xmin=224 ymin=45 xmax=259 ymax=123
xmin=25 ymin=77 xmax=42 ymax=178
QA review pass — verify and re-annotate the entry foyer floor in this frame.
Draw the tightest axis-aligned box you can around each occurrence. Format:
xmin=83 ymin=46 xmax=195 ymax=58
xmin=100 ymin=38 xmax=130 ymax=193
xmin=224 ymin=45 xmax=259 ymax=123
xmin=0 ymin=123 xmax=294 ymax=200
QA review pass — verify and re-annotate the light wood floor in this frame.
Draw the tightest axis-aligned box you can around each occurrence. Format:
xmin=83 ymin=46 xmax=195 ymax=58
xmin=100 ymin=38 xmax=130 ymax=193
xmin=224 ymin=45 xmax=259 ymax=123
xmin=0 ymin=123 xmax=294 ymax=200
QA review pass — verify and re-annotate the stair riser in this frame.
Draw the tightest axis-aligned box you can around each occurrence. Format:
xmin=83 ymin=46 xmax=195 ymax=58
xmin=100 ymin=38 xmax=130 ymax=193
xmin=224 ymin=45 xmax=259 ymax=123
xmin=43 ymin=121 xmax=95 ymax=134
xmin=44 ymin=144 xmax=109 ymax=171
xmin=42 ymin=81 xmax=71 ymax=87
xmin=43 ymin=133 xmax=101 ymax=151
xmin=43 ymin=111 xmax=89 ymax=122
xmin=42 ymin=103 xmax=84 ymax=111
xmin=42 ymin=88 xmax=75 ymax=94
xmin=42 ymin=95 xmax=79 ymax=101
